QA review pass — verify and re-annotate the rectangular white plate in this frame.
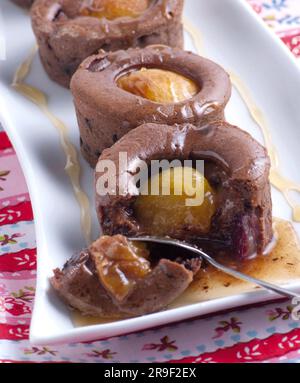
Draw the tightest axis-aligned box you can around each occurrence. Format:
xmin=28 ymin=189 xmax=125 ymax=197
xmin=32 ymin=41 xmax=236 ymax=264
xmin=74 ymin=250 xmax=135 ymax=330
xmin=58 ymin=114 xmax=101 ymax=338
xmin=1 ymin=0 xmax=300 ymax=345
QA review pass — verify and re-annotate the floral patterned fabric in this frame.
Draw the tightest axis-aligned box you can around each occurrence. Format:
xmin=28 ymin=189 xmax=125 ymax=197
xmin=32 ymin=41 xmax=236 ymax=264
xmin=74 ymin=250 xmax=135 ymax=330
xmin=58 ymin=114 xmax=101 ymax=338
xmin=0 ymin=0 xmax=300 ymax=363
xmin=249 ymin=0 xmax=300 ymax=59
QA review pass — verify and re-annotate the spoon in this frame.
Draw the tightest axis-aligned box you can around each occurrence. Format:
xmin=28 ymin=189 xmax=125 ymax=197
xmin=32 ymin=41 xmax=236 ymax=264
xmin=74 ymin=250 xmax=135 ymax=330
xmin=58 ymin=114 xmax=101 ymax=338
xmin=130 ymin=236 xmax=300 ymax=300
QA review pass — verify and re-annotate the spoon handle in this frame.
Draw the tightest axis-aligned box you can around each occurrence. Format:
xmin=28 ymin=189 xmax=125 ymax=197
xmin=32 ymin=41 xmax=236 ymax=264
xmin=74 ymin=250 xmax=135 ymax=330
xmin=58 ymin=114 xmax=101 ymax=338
xmin=198 ymin=250 xmax=300 ymax=300
xmin=130 ymin=237 xmax=300 ymax=300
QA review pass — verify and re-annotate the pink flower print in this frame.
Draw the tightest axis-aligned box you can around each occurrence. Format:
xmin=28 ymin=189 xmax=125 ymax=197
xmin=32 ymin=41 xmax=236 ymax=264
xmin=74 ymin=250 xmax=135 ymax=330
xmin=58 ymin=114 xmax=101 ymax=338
xmin=213 ymin=317 xmax=242 ymax=339
xmin=24 ymin=347 xmax=57 ymax=356
xmin=0 ymin=233 xmax=23 ymax=246
xmin=193 ymin=356 xmax=216 ymax=364
xmin=236 ymin=344 xmax=261 ymax=361
xmin=0 ymin=209 xmax=22 ymax=224
xmin=4 ymin=297 xmax=31 ymax=316
xmin=267 ymin=306 xmax=293 ymax=321
xmin=14 ymin=253 xmax=36 ymax=268
xmin=0 ymin=170 xmax=10 ymax=192
xmin=8 ymin=326 xmax=29 ymax=339
xmin=143 ymin=336 xmax=178 ymax=352
xmin=278 ymin=335 xmax=300 ymax=350
xmin=11 ymin=287 xmax=35 ymax=303
xmin=86 ymin=349 xmax=117 ymax=360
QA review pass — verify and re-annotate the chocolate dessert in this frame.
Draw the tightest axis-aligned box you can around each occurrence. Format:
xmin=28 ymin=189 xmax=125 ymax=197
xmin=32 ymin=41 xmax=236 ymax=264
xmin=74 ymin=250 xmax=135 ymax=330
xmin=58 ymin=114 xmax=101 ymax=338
xmin=12 ymin=0 xmax=34 ymax=7
xmin=96 ymin=122 xmax=273 ymax=260
xmin=12 ymin=0 xmax=35 ymax=8
xmin=30 ymin=0 xmax=184 ymax=87
xmin=71 ymin=45 xmax=231 ymax=167
xmin=51 ymin=235 xmax=201 ymax=317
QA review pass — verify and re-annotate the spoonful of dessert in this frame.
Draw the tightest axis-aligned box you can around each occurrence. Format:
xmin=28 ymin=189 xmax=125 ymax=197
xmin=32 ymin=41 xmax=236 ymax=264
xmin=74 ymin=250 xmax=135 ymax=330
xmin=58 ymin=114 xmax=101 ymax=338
xmin=130 ymin=236 xmax=300 ymax=300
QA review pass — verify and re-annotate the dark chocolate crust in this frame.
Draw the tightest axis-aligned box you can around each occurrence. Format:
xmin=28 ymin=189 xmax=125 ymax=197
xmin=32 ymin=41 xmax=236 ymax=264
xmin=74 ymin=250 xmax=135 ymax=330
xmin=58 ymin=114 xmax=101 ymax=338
xmin=30 ymin=0 xmax=184 ymax=87
xmin=11 ymin=0 xmax=34 ymax=7
xmin=95 ymin=122 xmax=273 ymax=259
xmin=71 ymin=45 xmax=232 ymax=167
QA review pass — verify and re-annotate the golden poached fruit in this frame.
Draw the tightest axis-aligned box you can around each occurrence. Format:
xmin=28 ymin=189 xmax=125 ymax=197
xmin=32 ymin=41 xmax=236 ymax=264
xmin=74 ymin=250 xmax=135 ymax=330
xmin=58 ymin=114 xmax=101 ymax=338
xmin=117 ymin=68 xmax=199 ymax=103
xmin=134 ymin=167 xmax=216 ymax=236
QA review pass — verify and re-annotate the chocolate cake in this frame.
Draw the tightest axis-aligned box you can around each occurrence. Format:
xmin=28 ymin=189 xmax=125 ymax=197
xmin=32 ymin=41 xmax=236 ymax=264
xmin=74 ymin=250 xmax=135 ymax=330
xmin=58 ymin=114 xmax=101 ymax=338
xmin=30 ymin=0 xmax=184 ymax=87
xmin=95 ymin=122 xmax=273 ymax=260
xmin=71 ymin=45 xmax=231 ymax=167
xmin=12 ymin=0 xmax=34 ymax=7
xmin=51 ymin=235 xmax=201 ymax=317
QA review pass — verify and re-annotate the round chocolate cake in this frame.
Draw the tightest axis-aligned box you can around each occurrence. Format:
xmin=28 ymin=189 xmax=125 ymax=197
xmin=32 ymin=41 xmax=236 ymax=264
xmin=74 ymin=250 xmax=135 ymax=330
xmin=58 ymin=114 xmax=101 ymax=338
xmin=31 ymin=0 xmax=184 ymax=87
xmin=12 ymin=0 xmax=34 ymax=7
xmin=95 ymin=122 xmax=273 ymax=260
xmin=71 ymin=45 xmax=231 ymax=167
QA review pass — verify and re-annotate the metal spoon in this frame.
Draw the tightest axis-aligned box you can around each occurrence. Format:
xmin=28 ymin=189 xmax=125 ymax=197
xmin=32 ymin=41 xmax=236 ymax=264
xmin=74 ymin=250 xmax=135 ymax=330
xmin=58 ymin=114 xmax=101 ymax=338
xmin=130 ymin=236 xmax=300 ymax=300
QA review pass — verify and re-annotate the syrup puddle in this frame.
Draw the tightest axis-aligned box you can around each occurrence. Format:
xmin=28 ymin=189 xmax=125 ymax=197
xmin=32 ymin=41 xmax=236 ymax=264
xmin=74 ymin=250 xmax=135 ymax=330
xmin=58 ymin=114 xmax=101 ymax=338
xmin=171 ymin=218 xmax=300 ymax=307
xmin=73 ymin=312 xmax=121 ymax=327
xmin=184 ymin=19 xmax=300 ymax=223
xmin=12 ymin=46 xmax=92 ymax=245
xmin=183 ymin=17 xmax=204 ymax=56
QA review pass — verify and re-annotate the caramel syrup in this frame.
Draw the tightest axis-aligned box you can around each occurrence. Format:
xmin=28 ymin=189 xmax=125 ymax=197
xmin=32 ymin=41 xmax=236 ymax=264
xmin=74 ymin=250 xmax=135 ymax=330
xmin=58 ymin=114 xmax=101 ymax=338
xmin=171 ymin=218 xmax=300 ymax=307
xmin=184 ymin=19 xmax=300 ymax=223
xmin=230 ymin=73 xmax=300 ymax=223
xmin=73 ymin=312 xmax=121 ymax=327
xmin=12 ymin=46 xmax=92 ymax=245
xmin=183 ymin=17 xmax=204 ymax=58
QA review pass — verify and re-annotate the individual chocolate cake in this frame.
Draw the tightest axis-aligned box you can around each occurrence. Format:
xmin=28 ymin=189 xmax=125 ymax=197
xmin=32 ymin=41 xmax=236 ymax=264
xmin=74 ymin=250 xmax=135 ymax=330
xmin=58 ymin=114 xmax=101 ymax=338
xmin=11 ymin=0 xmax=34 ymax=7
xmin=51 ymin=235 xmax=201 ymax=317
xmin=30 ymin=0 xmax=184 ymax=87
xmin=95 ymin=122 xmax=273 ymax=260
xmin=71 ymin=45 xmax=232 ymax=167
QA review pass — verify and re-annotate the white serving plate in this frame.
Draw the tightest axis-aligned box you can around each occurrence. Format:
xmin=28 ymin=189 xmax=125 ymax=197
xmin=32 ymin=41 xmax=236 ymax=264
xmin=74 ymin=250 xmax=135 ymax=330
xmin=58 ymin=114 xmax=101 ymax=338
xmin=0 ymin=0 xmax=300 ymax=345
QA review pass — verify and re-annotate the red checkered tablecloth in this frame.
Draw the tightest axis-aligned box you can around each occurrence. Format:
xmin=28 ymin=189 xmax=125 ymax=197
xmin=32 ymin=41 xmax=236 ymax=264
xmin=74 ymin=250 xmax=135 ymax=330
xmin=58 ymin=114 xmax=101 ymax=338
xmin=0 ymin=0 xmax=300 ymax=363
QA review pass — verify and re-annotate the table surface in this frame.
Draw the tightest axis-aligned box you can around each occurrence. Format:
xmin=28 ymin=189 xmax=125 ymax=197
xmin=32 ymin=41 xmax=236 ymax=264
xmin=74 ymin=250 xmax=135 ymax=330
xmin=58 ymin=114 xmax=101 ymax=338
xmin=0 ymin=0 xmax=300 ymax=363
